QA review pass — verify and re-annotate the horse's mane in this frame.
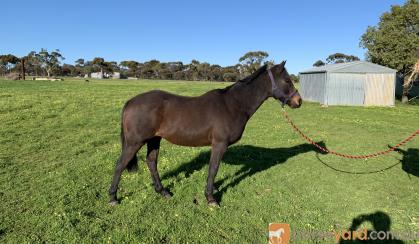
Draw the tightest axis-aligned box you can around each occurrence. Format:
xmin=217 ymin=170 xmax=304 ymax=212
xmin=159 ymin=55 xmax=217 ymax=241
xmin=219 ymin=64 xmax=268 ymax=93
xmin=238 ymin=64 xmax=268 ymax=83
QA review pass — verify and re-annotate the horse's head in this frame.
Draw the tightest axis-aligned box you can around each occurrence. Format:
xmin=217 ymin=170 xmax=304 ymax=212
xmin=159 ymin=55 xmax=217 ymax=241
xmin=268 ymin=61 xmax=302 ymax=109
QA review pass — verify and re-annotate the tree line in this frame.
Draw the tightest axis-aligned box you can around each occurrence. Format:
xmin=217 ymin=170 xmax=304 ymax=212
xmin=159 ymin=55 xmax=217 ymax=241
xmin=0 ymin=50 xmax=301 ymax=83
xmin=312 ymin=53 xmax=360 ymax=67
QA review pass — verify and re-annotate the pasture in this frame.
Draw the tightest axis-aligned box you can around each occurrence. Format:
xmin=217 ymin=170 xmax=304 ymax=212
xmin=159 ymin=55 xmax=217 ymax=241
xmin=0 ymin=79 xmax=418 ymax=242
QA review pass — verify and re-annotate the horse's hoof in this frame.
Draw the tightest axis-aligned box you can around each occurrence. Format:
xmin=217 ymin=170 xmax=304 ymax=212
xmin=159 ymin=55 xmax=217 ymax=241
xmin=207 ymin=200 xmax=220 ymax=207
xmin=108 ymin=200 xmax=119 ymax=206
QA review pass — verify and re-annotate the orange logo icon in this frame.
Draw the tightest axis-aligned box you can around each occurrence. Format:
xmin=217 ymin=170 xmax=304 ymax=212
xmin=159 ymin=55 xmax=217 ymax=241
xmin=269 ymin=223 xmax=290 ymax=244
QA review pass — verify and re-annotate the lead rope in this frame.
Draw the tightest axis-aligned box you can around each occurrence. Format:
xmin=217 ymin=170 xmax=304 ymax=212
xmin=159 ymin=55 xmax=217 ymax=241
xmin=282 ymin=108 xmax=419 ymax=159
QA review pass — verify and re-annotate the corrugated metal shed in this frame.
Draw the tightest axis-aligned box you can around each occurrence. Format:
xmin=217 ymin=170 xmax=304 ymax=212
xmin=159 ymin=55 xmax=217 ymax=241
xmin=299 ymin=61 xmax=397 ymax=106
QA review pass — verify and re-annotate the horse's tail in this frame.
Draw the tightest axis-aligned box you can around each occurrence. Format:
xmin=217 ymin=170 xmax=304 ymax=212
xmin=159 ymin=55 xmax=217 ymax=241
xmin=120 ymin=101 xmax=138 ymax=172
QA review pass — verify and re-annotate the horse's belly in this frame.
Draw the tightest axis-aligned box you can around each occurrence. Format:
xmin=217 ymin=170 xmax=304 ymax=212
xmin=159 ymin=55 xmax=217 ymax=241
xmin=156 ymin=128 xmax=212 ymax=147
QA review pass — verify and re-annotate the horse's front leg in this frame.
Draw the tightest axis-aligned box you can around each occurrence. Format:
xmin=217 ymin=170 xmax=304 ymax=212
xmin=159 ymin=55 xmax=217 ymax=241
xmin=205 ymin=141 xmax=227 ymax=206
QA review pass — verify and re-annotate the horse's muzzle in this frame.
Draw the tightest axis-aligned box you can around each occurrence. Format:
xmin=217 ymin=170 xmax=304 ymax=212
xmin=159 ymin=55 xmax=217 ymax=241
xmin=288 ymin=93 xmax=302 ymax=108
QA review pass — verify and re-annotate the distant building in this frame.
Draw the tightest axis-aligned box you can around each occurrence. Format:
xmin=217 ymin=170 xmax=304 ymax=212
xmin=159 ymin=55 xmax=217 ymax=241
xmin=89 ymin=71 xmax=122 ymax=79
xmin=90 ymin=71 xmax=104 ymax=79
xmin=112 ymin=72 xmax=120 ymax=79
xmin=299 ymin=61 xmax=396 ymax=106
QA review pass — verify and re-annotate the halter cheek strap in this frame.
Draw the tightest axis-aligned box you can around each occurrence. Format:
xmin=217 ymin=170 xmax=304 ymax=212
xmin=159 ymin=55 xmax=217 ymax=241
xmin=268 ymin=69 xmax=298 ymax=107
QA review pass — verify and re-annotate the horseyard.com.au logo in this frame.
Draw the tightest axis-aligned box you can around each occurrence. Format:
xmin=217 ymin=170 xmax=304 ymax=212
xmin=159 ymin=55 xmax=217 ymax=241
xmin=268 ymin=222 xmax=419 ymax=243
xmin=268 ymin=223 xmax=291 ymax=244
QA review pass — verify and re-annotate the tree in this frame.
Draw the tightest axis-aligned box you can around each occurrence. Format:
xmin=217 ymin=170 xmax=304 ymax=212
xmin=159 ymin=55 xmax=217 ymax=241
xmin=75 ymin=58 xmax=85 ymax=67
xmin=24 ymin=51 xmax=42 ymax=76
xmin=239 ymin=51 xmax=269 ymax=76
xmin=223 ymin=72 xmax=238 ymax=82
xmin=360 ymin=0 xmax=419 ymax=102
xmin=105 ymin=61 xmax=119 ymax=73
xmin=36 ymin=49 xmax=65 ymax=77
xmin=222 ymin=65 xmax=240 ymax=82
xmin=92 ymin=57 xmax=106 ymax=73
xmin=325 ymin=53 xmax=360 ymax=64
xmin=166 ymin=62 xmax=184 ymax=75
xmin=313 ymin=53 xmax=360 ymax=68
xmin=290 ymin=74 xmax=300 ymax=83
xmin=0 ymin=54 xmax=20 ymax=75
xmin=141 ymin=60 xmax=161 ymax=79
xmin=83 ymin=61 xmax=94 ymax=75
xmin=61 ymin=64 xmax=79 ymax=76
xmin=198 ymin=62 xmax=211 ymax=81
xmin=209 ymin=64 xmax=223 ymax=81
xmin=74 ymin=58 xmax=85 ymax=76
xmin=20 ymin=57 xmax=26 ymax=80
xmin=402 ymin=59 xmax=419 ymax=102
xmin=186 ymin=59 xmax=200 ymax=81
xmin=313 ymin=60 xmax=325 ymax=67
xmin=120 ymin=60 xmax=141 ymax=77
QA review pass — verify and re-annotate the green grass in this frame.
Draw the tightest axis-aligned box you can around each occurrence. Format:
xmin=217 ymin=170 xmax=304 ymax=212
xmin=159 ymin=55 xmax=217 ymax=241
xmin=0 ymin=79 xmax=418 ymax=243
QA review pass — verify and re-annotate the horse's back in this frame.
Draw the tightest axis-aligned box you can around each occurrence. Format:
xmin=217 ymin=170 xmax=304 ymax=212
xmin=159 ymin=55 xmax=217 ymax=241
xmin=128 ymin=89 xmax=226 ymax=111
xmin=123 ymin=89 xmax=229 ymax=146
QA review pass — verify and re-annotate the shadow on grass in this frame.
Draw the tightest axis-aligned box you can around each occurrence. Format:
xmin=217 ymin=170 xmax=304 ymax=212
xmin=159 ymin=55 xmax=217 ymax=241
xmin=339 ymin=211 xmax=404 ymax=243
xmin=393 ymin=147 xmax=419 ymax=178
xmin=162 ymin=142 xmax=326 ymax=203
xmin=315 ymin=154 xmax=401 ymax=175
xmin=315 ymin=146 xmax=419 ymax=177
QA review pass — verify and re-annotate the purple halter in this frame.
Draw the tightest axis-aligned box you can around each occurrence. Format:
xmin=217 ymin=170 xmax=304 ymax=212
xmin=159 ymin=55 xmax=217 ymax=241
xmin=268 ymin=69 xmax=298 ymax=107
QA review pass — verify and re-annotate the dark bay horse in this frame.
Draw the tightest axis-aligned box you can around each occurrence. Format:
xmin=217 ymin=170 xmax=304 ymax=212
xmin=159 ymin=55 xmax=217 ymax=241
xmin=109 ymin=61 xmax=302 ymax=206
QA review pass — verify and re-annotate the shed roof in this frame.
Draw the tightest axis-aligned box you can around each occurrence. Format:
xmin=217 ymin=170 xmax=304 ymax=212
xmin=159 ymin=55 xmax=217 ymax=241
xmin=299 ymin=61 xmax=396 ymax=74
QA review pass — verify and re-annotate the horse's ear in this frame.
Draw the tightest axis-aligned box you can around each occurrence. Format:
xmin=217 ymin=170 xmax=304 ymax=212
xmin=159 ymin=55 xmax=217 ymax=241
xmin=273 ymin=60 xmax=286 ymax=73
xmin=279 ymin=60 xmax=286 ymax=68
xmin=239 ymin=64 xmax=267 ymax=83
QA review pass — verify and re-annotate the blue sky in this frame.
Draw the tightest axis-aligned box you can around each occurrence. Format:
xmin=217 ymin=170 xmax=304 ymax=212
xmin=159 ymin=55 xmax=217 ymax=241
xmin=1 ymin=0 xmax=405 ymax=74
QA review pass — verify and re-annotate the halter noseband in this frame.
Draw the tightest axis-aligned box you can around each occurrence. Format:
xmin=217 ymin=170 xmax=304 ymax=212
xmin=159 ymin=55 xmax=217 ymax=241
xmin=268 ymin=69 xmax=298 ymax=107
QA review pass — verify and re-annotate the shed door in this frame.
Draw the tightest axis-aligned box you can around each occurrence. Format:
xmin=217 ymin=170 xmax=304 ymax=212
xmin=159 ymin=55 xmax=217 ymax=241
xmin=326 ymin=73 xmax=365 ymax=105
xmin=364 ymin=74 xmax=395 ymax=106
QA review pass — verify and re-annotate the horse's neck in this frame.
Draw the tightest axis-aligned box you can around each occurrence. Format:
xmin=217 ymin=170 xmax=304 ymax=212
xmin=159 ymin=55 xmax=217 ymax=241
xmin=227 ymin=75 xmax=271 ymax=118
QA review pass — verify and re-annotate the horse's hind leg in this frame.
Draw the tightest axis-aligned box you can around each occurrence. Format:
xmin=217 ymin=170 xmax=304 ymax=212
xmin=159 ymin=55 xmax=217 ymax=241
xmin=108 ymin=143 xmax=142 ymax=205
xmin=145 ymin=136 xmax=171 ymax=198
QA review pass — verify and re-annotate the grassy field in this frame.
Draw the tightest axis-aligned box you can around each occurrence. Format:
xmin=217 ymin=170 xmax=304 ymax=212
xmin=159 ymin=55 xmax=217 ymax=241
xmin=0 ymin=78 xmax=418 ymax=243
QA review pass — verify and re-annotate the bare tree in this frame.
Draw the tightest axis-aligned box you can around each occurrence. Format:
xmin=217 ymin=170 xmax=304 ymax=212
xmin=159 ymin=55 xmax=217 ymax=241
xmin=402 ymin=59 xmax=419 ymax=102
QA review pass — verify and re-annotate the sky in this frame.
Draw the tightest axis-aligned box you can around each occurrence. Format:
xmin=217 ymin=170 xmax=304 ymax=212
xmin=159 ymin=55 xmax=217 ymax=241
xmin=1 ymin=0 xmax=406 ymax=74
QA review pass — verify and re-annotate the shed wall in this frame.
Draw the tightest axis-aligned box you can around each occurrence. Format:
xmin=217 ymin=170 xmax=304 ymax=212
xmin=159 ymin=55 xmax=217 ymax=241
xmin=326 ymin=73 xmax=365 ymax=105
xmin=300 ymin=73 xmax=326 ymax=103
xmin=364 ymin=73 xmax=395 ymax=106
